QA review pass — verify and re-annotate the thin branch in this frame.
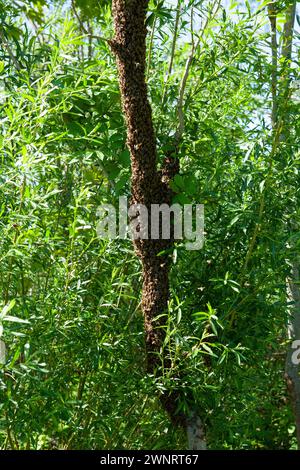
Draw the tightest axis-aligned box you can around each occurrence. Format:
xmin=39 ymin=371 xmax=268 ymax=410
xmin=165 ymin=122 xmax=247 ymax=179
xmin=279 ymin=0 xmax=297 ymax=112
xmin=175 ymin=0 xmax=221 ymax=144
xmin=191 ymin=6 xmax=195 ymax=52
xmin=146 ymin=15 xmax=157 ymax=79
xmin=0 ymin=28 xmax=21 ymax=71
xmin=30 ymin=19 xmax=44 ymax=47
xmin=87 ymin=20 xmax=93 ymax=59
xmin=88 ymin=34 xmax=110 ymax=43
xmin=71 ymin=0 xmax=88 ymax=34
xmin=268 ymin=1 xmax=278 ymax=129
xmin=161 ymin=0 xmax=181 ymax=103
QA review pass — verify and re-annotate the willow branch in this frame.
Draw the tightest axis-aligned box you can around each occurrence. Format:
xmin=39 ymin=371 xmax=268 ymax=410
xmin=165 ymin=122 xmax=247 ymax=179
xmin=175 ymin=0 xmax=221 ymax=145
xmin=71 ymin=0 xmax=109 ymax=44
xmin=0 ymin=28 xmax=21 ymax=71
xmin=161 ymin=0 xmax=181 ymax=103
xmin=146 ymin=15 xmax=157 ymax=80
xmin=268 ymin=1 xmax=278 ymax=129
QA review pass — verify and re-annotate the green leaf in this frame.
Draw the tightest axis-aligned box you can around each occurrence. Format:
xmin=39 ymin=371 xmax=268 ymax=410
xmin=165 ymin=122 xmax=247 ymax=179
xmin=3 ymin=315 xmax=30 ymax=324
xmin=0 ymin=300 xmax=16 ymax=319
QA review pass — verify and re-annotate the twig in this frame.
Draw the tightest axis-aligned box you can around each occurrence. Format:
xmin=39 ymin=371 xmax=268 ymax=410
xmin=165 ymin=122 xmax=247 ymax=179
xmin=175 ymin=0 xmax=221 ymax=144
xmin=71 ymin=0 xmax=88 ymax=34
xmin=71 ymin=0 xmax=109 ymax=44
xmin=268 ymin=1 xmax=278 ymax=129
xmin=161 ymin=0 xmax=181 ymax=103
xmin=191 ymin=6 xmax=195 ymax=52
xmin=85 ymin=34 xmax=110 ymax=43
xmin=241 ymin=1 xmax=296 ymax=275
xmin=146 ymin=15 xmax=157 ymax=79
xmin=87 ymin=20 xmax=93 ymax=59
xmin=0 ymin=28 xmax=21 ymax=71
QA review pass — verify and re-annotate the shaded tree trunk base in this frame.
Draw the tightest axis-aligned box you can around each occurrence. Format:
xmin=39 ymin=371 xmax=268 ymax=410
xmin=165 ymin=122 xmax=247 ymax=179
xmin=285 ymin=264 xmax=300 ymax=449
xmin=186 ymin=411 xmax=207 ymax=450
xmin=285 ymin=372 xmax=300 ymax=449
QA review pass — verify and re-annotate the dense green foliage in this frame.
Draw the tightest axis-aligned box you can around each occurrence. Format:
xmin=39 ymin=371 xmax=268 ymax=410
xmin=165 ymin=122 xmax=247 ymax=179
xmin=0 ymin=0 xmax=299 ymax=449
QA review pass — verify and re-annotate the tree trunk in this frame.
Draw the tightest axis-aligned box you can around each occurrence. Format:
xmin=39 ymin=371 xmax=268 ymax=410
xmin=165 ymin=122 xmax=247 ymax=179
xmin=285 ymin=264 xmax=300 ymax=448
xmin=272 ymin=0 xmax=300 ymax=448
xmin=279 ymin=0 xmax=299 ymax=448
xmin=110 ymin=1 xmax=205 ymax=445
xmin=186 ymin=411 xmax=207 ymax=450
xmin=110 ymin=0 xmax=170 ymax=368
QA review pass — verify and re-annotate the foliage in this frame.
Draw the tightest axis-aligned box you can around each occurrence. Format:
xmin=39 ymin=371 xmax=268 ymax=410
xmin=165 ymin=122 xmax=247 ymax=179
xmin=0 ymin=0 xmax=299 ymax=449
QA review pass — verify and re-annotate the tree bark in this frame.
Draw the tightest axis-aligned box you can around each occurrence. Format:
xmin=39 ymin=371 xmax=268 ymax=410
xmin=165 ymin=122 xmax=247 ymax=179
xmin=186 ymin=411 xmax=206 ymax=450
xmin=272 ymin=0 xmax=300 ymax=448
xmin=268 ymin=2 xmax=278 ymax=129
xmin=110 ymin=0 xmax=171 ymax=366
xmin=110 ymin=0 xmax=188 ymax=429
xmin=286 ymin=264 xmax=300 ymax=448
xmin=110 ymin=0 xmax=207 ymax=448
